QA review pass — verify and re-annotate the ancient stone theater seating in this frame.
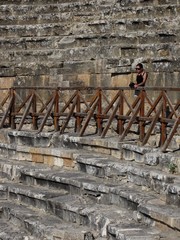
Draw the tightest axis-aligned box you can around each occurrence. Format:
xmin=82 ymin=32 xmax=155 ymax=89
xmin=0 ymin=131 xmax=180 ymax=239
xmin=0 ymin=0 xmax=180 ymax=239
xmin=0 ymin=0 xmax=179 ymax=94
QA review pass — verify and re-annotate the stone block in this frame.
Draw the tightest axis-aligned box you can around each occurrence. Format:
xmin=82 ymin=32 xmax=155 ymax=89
xmin=111 ymin=73 xmax=131 ymax=88
xmin=43 ymin=155 xmax=54 ymax=167
xmin=144 ymin=152 xmax=160 ymax=166
xmin=93 ymin=146 xmax=111 ymax=155
xmin=83 ymin=145 xmax=93 ymax=152
xmin=134 ymin=151 xmax=145 ymax=163
xmin=166 ymin=189 xmax=180 ymax=207
xmin=128 ymin=173 xmax=150 ymax=188
xmin=111 ymin=149 xmax=122 ymax=159
xmin=77 ymin=74 xmax=90 ymax=86
xmin=107 ymin=139 xmax=121 ymax=150
xmin=0 ymin=77 xmax=14 ymax=88
xmin=122 ymin=148 xmax=134 ymax=161
xmin=85 ymin=165 xmax=99 ymax=176
xmin=122 ymin=144 xmax=152 ymax=162
xmin=122 ymin=144 xmax=151 ymax=154
xmin=63 ymin=158 xmax=75 ymax=168
xmin=138 ymin=203 xmax=180 ymax=231
xmin=59 ymin=149 xmax=75 ymax=159
xmin=0 ymin=143 xmax=8 ymax=158
xmin=32 ymin=153 xmax=44 ymax=163
xmin=17 ymin=152 xmax=32 ymax=162
xmin=54 ymin=157 xmax=64 ymax=168
xmin=92 ymin=138 xmax=109 ymax=148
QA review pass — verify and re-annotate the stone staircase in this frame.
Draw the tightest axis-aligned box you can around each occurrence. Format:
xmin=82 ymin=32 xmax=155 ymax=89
xmin=0 ymin=130 xmax=179 ymax=239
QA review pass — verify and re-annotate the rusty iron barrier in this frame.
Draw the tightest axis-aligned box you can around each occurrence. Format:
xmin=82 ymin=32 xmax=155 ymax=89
xmin=0 ymin=86 xmax=179 ymax=152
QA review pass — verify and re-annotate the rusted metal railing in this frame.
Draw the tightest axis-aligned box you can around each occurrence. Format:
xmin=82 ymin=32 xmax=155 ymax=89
xmin=0 ymin=86 xmax=179 ymax=152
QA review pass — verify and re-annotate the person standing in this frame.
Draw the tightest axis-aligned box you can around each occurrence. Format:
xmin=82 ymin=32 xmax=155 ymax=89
xmin=134 ymin=63 xmax=148 ymax=96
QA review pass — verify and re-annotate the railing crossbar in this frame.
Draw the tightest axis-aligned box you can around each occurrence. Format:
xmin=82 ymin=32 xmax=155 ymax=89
xmin=0 ymin=87 xmax=179 ymax=152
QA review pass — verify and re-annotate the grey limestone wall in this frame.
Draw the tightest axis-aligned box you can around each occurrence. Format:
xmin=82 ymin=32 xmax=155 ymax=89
xmin=0 ymin=0 xmax=179 ymax=95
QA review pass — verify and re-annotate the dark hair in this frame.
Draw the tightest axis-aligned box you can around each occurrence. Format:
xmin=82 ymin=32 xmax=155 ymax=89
xmin=136 ymin=63 xmax=143 ymax=69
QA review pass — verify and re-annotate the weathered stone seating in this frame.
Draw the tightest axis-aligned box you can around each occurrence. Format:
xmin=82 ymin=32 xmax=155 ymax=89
xmin=0 ymin=0 xmax=179 ymax=238
xmin=0 ymin=200 xmax=95 ymax=240
xmin=0 ymin=0 xmax=179 ymax=89
xmin=0 ymin=130 xmax=179 ymax=239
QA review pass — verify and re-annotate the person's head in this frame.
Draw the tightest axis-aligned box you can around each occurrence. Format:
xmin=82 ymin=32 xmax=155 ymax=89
xmin=135 ymin=63 xmax=143 ymax=72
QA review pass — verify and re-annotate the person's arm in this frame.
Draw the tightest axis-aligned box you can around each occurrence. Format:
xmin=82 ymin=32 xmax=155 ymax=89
xmin=139 ymin=72 xmax=148 ymax=86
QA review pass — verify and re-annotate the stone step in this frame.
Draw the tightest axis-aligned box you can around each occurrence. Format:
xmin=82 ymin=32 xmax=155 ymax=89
xmin=0 ymin=157 xmax=53 ymax=180
xmin=113 ymin=4 xmax=178 ymax=18
xmin=0 ymin=45 xmax=177 ymax=69
xmin=52 ymin=134 xmax=179 ymax=169
xmin=0 ymin=159 xmax=180 ymax=233
xmin=0 ymin=160 xmax=159 ymax=207
xmin=0 ymin=8 xmax=178 ymax=28
xmin=0 ymin=2 xmax=178 ymax=19
xmin=0 ymin=30 xmax=178 ymax=52
xmin=138 ymin=199 xmax=180 ymax=232
xmin=107 ymin=223 xmax=160 ymax=240
xmin=0 ymin=141 xmax=179 ymax=206
xmin=0 ymin=16 xmax=178 ymax=40
xmin=16 ymin=167 xmax=180 ymax=231
xmin=1 ymin=178 xmax=180 ymax=239
xmin=0 ymin=135 xmax=178 ymax=185
xmin=122 ymin=144 xmax=179 ymax=168
xmin=0 ymin=0 xmax=175 ymax=6
xmin=0 ymin=47 xmax=121 ymax=63
xmin=0 ymin=182 xmax=162 ymax=239
xmin=75 ymin=153 xmax=180 ymax=201
xmin=0 ymin=180 xmax=68 ymax=204
xmin=107 ymin=223 xmax=180 ymax=240
xmin=21 ymin=167 xmax=180 ymax=220
xmin=0 ymin=23 xmax=70 ymax=38
xmin=0 ymin=218 xmax=34 ymax=240
xmin=0 ymin=2 xmax=95 ymax=14
xmin=0 ymin=0 xmax=86 ymax=5
xmin=0 ymin=200 xmax=97 ymax=240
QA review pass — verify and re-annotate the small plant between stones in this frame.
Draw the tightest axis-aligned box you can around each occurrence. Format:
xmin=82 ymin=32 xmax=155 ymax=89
xmin=169 ymin=163 xmax=178 ymax=174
